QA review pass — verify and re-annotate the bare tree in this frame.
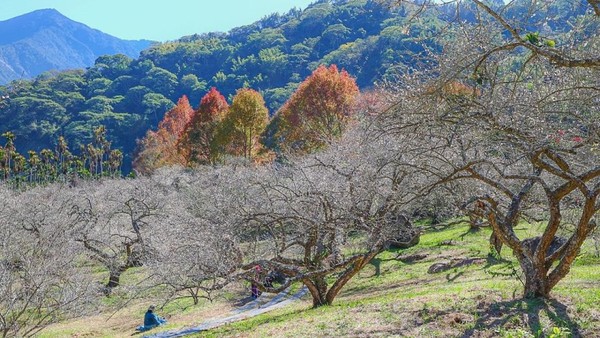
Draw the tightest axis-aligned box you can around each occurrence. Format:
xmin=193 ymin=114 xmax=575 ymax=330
xmin=103 ymin=166 xmax=245 ymax=308
xmin=0 ymin=185 xmax=96 ymax=337
xmin=381 ymin=2 xmax=599 ymax=297
xmin=140 ymin=168 xmax=243 ymax=305
xmin=137 ymin=145 xmax=421 ymax=308
xmin=387 ymin=0 xmax=599 ymax=68
xmin=73 ymin=178 xmax=170 ymax=293
xmin=147 ymin=218 xmax=242 ymax=305
xmin=228 ymin=126 xmax=422 ymax=307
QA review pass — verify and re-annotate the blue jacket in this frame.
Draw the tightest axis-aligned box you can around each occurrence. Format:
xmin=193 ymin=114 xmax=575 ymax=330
xmin=144 ymin=311 xmax=161 ymax=327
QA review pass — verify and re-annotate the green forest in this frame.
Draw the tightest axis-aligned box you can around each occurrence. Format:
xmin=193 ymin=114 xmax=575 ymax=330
xmin=0 ymin=0 xmax=589 ymax=176
xmin=0 ymin=0 xmax=443 ymax=174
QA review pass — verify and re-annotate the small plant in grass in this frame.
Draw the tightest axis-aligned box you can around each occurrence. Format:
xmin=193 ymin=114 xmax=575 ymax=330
xmin=547 ymin=326 xmax=571 ymax=338
xmin=500 ymin=328 xmax=534 ymax=338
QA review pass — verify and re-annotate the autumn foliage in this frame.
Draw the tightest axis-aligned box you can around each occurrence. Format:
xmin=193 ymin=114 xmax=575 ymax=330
xmin=134 ymin=88 xmax=272 ymax=173
xmin=179 ymin=87 xmax=229 ymax=164
xmin=276 ymin=65 xmax=360 ymax=153
xmin=222 ymin=88 xmax=269 ymax=160
xmin=133 ymin=95 xmax=194 ymax=174
xmin=133 ymin=65 xmax=361 ymax=173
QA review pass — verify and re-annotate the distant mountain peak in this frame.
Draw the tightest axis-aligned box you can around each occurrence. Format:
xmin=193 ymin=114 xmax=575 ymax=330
xmin=0 ymin=9 xmax=72 ymax=45
xmin=30 ymin=8 xmax=68 ymax=20
xmin=0 ymin=9 xmax=152 ymax=83
xmin=28 ymin=8 xmax=62 ymax=15
xmin=1 ymin=8 xmax=67 ymax=25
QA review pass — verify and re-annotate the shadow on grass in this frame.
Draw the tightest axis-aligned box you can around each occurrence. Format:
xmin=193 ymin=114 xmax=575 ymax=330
xmin=459 ymin=226 xmax=482 ymax=239
xmin=233 ymin=296 xmax=256 ymax=307
xmin=343 ymin=274 xmax=432 ymax=299
xmin=367 ymin=252 xmax=425 ymax=278
xmin=425 ymin=219 xmax=468 ymax=233
xmin=483 ymin=254 xmax=514 ymax=269
xmin=446 ymin=271 xmax=464 ymax=282
xmin=461 ymin=297 xmax=582 ymax=337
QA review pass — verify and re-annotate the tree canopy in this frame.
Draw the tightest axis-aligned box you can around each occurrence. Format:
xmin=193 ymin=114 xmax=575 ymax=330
xmin=0 ymin=0 xmax=445 ymax=173
xmin=276 ymin=64 xmax=360 ymax=153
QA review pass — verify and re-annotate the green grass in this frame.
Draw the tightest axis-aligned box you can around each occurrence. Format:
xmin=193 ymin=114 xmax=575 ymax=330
xmin=40 ymin=223 xmax=600 ymax=337
xmin=194 ymin=224 xmax=600 ymax=337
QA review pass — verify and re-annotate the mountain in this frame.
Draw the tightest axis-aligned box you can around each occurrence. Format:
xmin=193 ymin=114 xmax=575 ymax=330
xmin=0 ymin=0 xmax=589 ymax=174
xmin=0 ymin=9 xmax=152 ymax=84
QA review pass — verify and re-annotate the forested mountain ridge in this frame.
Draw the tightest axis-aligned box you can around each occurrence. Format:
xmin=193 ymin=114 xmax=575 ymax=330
xmin=0 ymin=9 xmax=152 ymax=84
xmin=0 ymin=0 xmax=590 ymax=173
xmin=0 ymin=0 xmax=439 ymax=171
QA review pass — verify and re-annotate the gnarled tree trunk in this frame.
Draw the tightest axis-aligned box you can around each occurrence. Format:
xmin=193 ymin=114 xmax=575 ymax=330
xmin=517 ymin=255 xmax=550 ymax=298
xmin=324 ymin=252 xmax=379 ymax=306
xmin=304 ymin=276 xmax=329 ymax=308
xmin=105 ymin=265 xmax=128 ymax=293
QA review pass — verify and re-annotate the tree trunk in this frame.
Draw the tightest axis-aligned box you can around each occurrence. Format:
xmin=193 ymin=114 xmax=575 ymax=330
xmin=519 ymin=257 xmax=550 ymax=298
xmin=190 ymin=289 xmax=199 ymax=305
xmin=106 ymin=266 xmax=127 ymax=291
xmin=489 ymin=232 xmax=503 ymax=256
xmin=106 ymin=272 xmax=121 ymax=289
xmin=326 ymin=255 xmax=374 ymax=305
xmin=304 ymin=277 xmax=328 ymax=308
xmin=523 ymin=269 xmax=550 ymax=298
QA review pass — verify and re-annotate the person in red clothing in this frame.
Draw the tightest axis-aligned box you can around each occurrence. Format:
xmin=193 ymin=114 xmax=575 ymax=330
xmin=251 ymin=265 xmax=262 ymax=299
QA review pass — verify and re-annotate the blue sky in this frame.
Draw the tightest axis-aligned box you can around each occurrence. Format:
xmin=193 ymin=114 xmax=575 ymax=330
xmin=0 ymin=0 xmax=316 ymax=41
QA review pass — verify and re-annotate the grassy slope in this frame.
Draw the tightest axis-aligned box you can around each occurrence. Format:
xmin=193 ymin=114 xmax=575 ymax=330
xmin=41 ymin=223 xmax=600 ymax=337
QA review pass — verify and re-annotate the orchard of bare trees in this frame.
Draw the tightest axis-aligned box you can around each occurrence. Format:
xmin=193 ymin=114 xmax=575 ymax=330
xmin=0 ymin=124 xmax=424 ymax=335
xmin=0 ymin=0 xmax=598 ymax=336
xmin=384 ymin=0 xmax=599 ymax=298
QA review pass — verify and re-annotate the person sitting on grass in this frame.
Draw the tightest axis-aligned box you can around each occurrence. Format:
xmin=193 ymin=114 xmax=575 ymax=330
xmin=136 ymin=305 xmax=167 ymax=332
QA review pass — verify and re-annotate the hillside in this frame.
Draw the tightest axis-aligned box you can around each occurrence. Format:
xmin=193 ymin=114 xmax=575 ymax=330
xmin=0 ymin=9 xmax=152 ymax=84
xmin=38 ymin=223 xmax=600 ymax=337
xmin=0 ymin=0 xmax=591 ymax=173
xmin=0 ymin=0 xmax=440 ymax=171
xmin=0 ymin=1 xmax=597 ymax=337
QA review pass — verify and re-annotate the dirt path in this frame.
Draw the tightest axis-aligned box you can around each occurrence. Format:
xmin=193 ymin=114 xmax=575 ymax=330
xmin=144 ymin=287 xmax=308 ymax=338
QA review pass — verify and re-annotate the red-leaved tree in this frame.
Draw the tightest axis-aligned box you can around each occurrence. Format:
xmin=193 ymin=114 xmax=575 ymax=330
xmin=276 ymin=65 xmax=359 ymax=153
xmin=179 ymin=88 xmax=229 ymax=165
xmin=133 ymin=95 xmax=194 ymax=174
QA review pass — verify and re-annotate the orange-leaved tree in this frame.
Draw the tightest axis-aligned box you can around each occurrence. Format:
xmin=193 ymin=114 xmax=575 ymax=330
xmin=276 ymin=64 xmax=359 ymax=153
xmin=220 ymin=88 xmax=269 ymax=161
xmin=179 ymin=87 xmax=229 ymax=165
xmin=133 ymin=95 xmax=194 ymax=174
